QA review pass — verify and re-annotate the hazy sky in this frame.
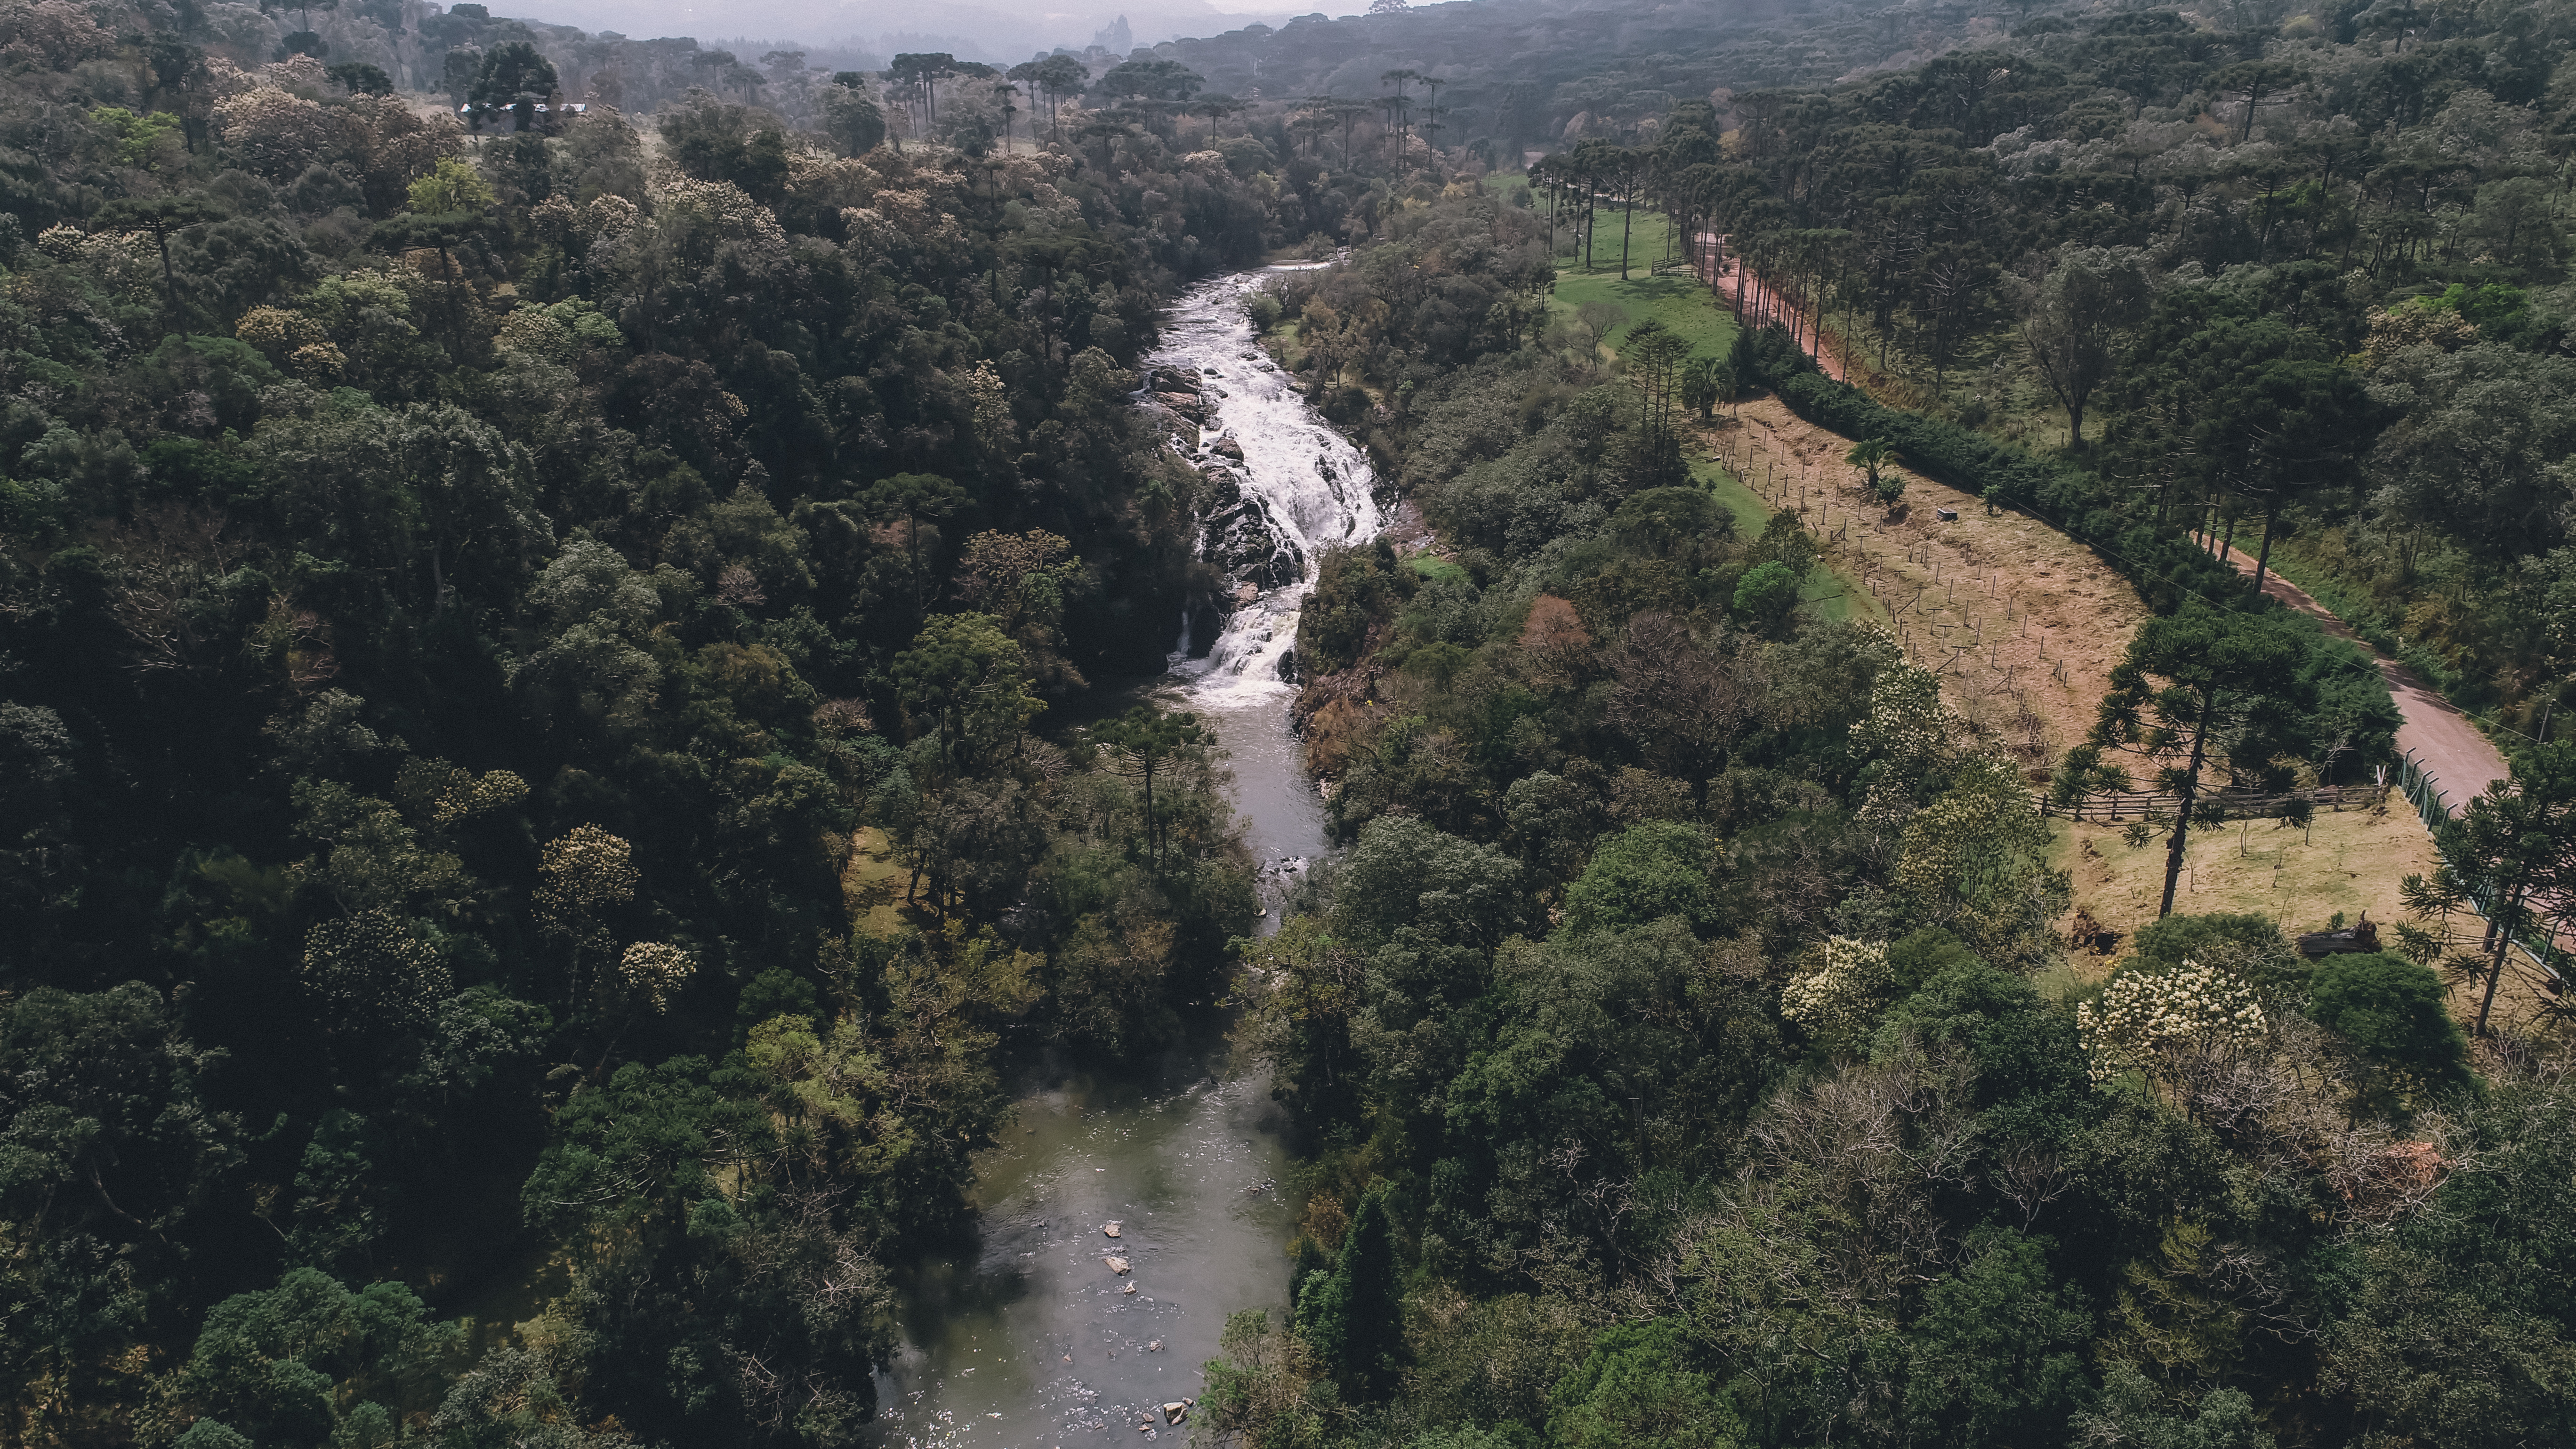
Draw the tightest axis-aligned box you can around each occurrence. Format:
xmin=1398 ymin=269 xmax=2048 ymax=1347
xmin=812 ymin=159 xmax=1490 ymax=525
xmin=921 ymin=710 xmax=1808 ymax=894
xmin=525 ymin=0 xmax=1315 ymax=61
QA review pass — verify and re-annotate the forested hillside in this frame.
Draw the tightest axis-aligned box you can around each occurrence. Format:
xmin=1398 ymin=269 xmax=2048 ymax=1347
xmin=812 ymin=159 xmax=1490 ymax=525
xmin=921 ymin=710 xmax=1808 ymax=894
xmin=14 ymin=0 xmax=2576 ymax=1445
xmin=1193 ymin=6 xmax=2576 ymax=1449
xmin=1620 ymin=0 xmax=2576 ymax=733
xmin=0 ymin=6 xmax=1290 ymax=1443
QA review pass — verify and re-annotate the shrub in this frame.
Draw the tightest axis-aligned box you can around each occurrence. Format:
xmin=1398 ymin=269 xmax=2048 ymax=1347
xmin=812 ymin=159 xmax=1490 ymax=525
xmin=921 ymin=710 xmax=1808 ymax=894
xmin=2310 ymin=951 xmax=2474 ymax=1104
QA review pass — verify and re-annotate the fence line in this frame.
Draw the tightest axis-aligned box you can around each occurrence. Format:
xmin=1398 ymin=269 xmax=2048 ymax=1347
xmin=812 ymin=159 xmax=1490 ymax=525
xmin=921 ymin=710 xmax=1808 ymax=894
xmin=2390 ymin=747 xmax=2568 ymax=986
xmin=2037 ymin=783 xmax=2381 ymax=823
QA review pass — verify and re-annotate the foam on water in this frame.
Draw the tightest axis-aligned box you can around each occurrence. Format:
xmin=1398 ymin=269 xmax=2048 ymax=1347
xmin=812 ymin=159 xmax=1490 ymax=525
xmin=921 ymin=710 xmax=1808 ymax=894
xmin=866 ymin=267 xmax=1371 ymax=1448
xmin=1153 ymin=270 xmax=1382 ymax=706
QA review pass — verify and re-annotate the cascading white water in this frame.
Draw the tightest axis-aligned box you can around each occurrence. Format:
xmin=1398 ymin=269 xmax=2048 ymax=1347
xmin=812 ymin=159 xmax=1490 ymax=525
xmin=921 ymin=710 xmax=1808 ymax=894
xmin=862 ymin=269 xmax=1368 ymax=1449
xmin=1150 ymin=269 xmax=1382 ymax=705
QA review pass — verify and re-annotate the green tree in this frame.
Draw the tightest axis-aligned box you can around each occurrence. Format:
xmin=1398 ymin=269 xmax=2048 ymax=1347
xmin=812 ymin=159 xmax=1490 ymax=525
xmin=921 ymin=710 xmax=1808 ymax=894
xmin=2199 ymin=357 xmax=2381 ymax=600
xmin=2014 ymin=245 xmax=2153 ymax=451
xmin=1562 ymin=820 xmax=1724 ymax=934
xmin=1099 ymin=57 xmax=1205 ymax=103
xmin=94 ymin=193 xmax=227 ymax=314
xmin=370 ymin=209 xmax=489 ymax=348
xmin=893 ymin=613 xmax=1044 ymax=769
xmin=2060 ymin=607 xmax=2317 ymax=918
xmin=1680 ymin=353 xmax=1735 ymax=418
xmin=1091 ymin=703 xmax=1208 ymax=869
xmin=2444 ymin=741 xmax=2576 ymax=1035
xmin=1294 ymin=1185 xmax=1404 ymax=1398
xmin=407 ymin=155 xmax=494 ymax=216
xmin=2 ymin=985 xmax=244 ymax=1437
xmin=325 ymin=61 xmax=392 ymax=95
xmin=1732 ymin=559 xmax=1802 ymax=635
xmin=1903 ymin=1225 xmax=2091 ymax=1446
xmin=2310 ymin=952 xmax=2473 ymax=1111
xmin=1549 ymin=1319 xmax=1741 ymax=1449
xmin=468 ymin=40 xmax=557 ymax=129
xmin=886 ymin=52 xmax=957 ymax=141
xmin=822 ymin=72 xmax=886 ymax=155
xmin=2069 ymin=1362 xmax=2274 ymax=1449
xmin=148 ymin=1268 xmax=457 ymax=1446
xmin=1030 ymin=54 xmax=1090 ymax=143
xmin=1622 ymin=319 xmax=1692 ymax=438
xmin=863 ymin=471 xmax=970 ymax=611
xmin=1845 ymin=435 xmax=1902 ymax=506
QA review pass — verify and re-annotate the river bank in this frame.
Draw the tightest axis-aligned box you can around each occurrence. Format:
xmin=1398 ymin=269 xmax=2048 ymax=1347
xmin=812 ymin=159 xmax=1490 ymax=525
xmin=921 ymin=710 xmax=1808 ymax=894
xmin=869 ymin=267 xmax=1382 ymax=1448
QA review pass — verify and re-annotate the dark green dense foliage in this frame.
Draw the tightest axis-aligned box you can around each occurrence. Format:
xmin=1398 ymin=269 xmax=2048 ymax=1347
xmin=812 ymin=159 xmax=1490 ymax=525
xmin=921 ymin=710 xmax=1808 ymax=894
xmin=8 ymin=0 xmax=2576 ymax=1445
xmin=1582 ymin=0 xmax=2576 ymax=729
xmin=1196 ymin=11 xmax=2576 ymax=1449
xmin=0 ymin=8 xmax=1317 ymax=1445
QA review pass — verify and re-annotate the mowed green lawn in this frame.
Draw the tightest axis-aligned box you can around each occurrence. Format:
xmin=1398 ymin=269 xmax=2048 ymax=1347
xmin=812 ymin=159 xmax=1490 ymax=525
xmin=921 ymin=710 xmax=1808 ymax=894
xmin=1547 ymin=211 xmax=1737 ymax=358
xmin=1559 ymin=211 xmax=1879 ymax=626
xmin=1693 ymin=455 xmax=1885 ymax=627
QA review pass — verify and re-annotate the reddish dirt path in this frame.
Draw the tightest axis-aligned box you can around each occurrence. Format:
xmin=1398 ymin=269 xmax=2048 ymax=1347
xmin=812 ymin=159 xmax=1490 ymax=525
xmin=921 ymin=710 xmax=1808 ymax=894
xmin=1694 ymin=232 xmax=1849 ymax=383
xmin=1690 ymin=226 xmax=2507 ymax=807
xmin=2220 ymin=545 xmax=2509 ymax=816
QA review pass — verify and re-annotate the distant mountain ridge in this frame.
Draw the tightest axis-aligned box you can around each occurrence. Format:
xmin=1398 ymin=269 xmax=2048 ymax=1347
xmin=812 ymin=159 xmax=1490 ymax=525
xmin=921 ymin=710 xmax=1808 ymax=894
xmin=517 ymin=0 xmax=1299 ymax=62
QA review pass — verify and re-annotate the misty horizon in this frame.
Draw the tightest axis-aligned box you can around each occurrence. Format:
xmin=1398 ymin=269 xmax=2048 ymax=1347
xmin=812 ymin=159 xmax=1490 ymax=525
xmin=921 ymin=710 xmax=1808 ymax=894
xmin=515 ymin=0 xmax=1351 ymax=64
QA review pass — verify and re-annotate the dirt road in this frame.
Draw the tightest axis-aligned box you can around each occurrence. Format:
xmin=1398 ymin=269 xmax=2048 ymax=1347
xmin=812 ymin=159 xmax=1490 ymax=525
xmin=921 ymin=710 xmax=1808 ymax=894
xmin=1693 ymin=233 xmax=1851 ymax=384
xmin=2216 ymin=546 xmax=2509 ymax=816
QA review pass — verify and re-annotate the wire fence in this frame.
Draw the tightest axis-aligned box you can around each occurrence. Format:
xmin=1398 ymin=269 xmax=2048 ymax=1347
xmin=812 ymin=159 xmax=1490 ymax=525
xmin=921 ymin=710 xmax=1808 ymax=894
xmin=2391 ymin=747 xmax=2568 ymax=987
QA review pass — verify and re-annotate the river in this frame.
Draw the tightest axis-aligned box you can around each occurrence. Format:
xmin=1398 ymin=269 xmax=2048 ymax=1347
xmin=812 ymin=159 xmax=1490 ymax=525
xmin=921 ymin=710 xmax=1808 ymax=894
xmin=869 ymin=268 xmax=1381 ymax=1449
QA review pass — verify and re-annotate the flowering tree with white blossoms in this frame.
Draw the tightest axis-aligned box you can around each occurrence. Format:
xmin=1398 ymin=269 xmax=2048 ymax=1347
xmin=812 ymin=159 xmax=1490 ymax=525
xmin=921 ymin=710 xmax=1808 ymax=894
xmin=618 ymin=942 xmax=696 ymax=1012
xmin=2076 ymin=959 xmax=2266 ymax=1086
xmin=1782 ymin=935 xmax=1894 ymax=1046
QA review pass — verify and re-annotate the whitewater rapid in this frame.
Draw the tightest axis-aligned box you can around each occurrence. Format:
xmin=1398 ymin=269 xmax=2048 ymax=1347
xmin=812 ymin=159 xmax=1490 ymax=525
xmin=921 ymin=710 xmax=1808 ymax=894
xmin=1150 ymin=269 xmax=1383 ymax=704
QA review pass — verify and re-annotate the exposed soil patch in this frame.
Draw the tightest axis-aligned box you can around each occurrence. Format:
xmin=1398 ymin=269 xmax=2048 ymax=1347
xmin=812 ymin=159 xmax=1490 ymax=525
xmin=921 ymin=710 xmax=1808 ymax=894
xmin=1701 ymin=397 xmax=2148 ymax=771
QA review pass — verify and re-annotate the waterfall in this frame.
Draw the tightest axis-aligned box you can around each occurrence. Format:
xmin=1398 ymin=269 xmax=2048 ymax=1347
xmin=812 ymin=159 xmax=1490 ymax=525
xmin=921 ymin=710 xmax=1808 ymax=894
xmin=1145 ymin=270 xmax=1382 ymax=707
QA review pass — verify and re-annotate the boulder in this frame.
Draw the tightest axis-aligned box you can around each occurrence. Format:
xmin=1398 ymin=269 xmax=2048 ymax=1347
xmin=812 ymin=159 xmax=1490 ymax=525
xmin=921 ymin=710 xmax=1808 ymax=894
xmin=1212 ymin=436 xmax=1245 ymax=461
xmin=1105 ymin=1255 xmax=1131 ymax=1274
xmin=1162 ymin=1403 xmax=1190 ymax=1425
xmin=1103 ymin=1222 xmax=1122 ymax=1238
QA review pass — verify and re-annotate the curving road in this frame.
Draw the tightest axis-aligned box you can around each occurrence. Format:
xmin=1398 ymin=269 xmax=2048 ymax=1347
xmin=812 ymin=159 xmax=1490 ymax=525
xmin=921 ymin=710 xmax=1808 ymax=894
xmin=2216 ymin=545 xmax=2509 ymax=815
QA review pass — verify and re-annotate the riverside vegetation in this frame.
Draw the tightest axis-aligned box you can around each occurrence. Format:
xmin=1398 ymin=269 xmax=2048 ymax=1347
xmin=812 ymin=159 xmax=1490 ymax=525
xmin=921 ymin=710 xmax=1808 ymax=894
xmin=0 ymin=7 xmax=1289 ymax=1446
xmin=8 ymin=0 xmax=2576 ymax=1448
xmin=1207 ymin=14 xmax=2576 ymax=1449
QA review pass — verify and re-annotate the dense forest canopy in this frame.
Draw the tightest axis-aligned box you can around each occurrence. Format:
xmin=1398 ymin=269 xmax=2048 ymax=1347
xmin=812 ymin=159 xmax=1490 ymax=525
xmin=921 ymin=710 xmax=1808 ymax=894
xmin=10 ymin=0 xmax=2576 ymax=1446
xmin=0 ymin=0 xmax=1293 ymax=1441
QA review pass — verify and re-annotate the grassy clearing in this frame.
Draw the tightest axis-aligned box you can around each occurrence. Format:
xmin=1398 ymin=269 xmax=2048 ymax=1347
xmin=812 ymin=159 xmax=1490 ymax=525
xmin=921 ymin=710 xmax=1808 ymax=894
xmin=2051 ymin=803 xmax=2443 ymax=960
xmin=1565 ymin=238 xmax=1876 ymax=628
xmin=1690 ymin=452 xmax=1889 ymax=628
xmin=1714 ymin=395 xmax=2150 ymax=762
xmin=2049 ymin=804 xmax=2557 ymax=1030
xmin=1546 ymin=213 xmax=1735 ymax=357
xmin=841 ymin=826 xmax=918 ymax=936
